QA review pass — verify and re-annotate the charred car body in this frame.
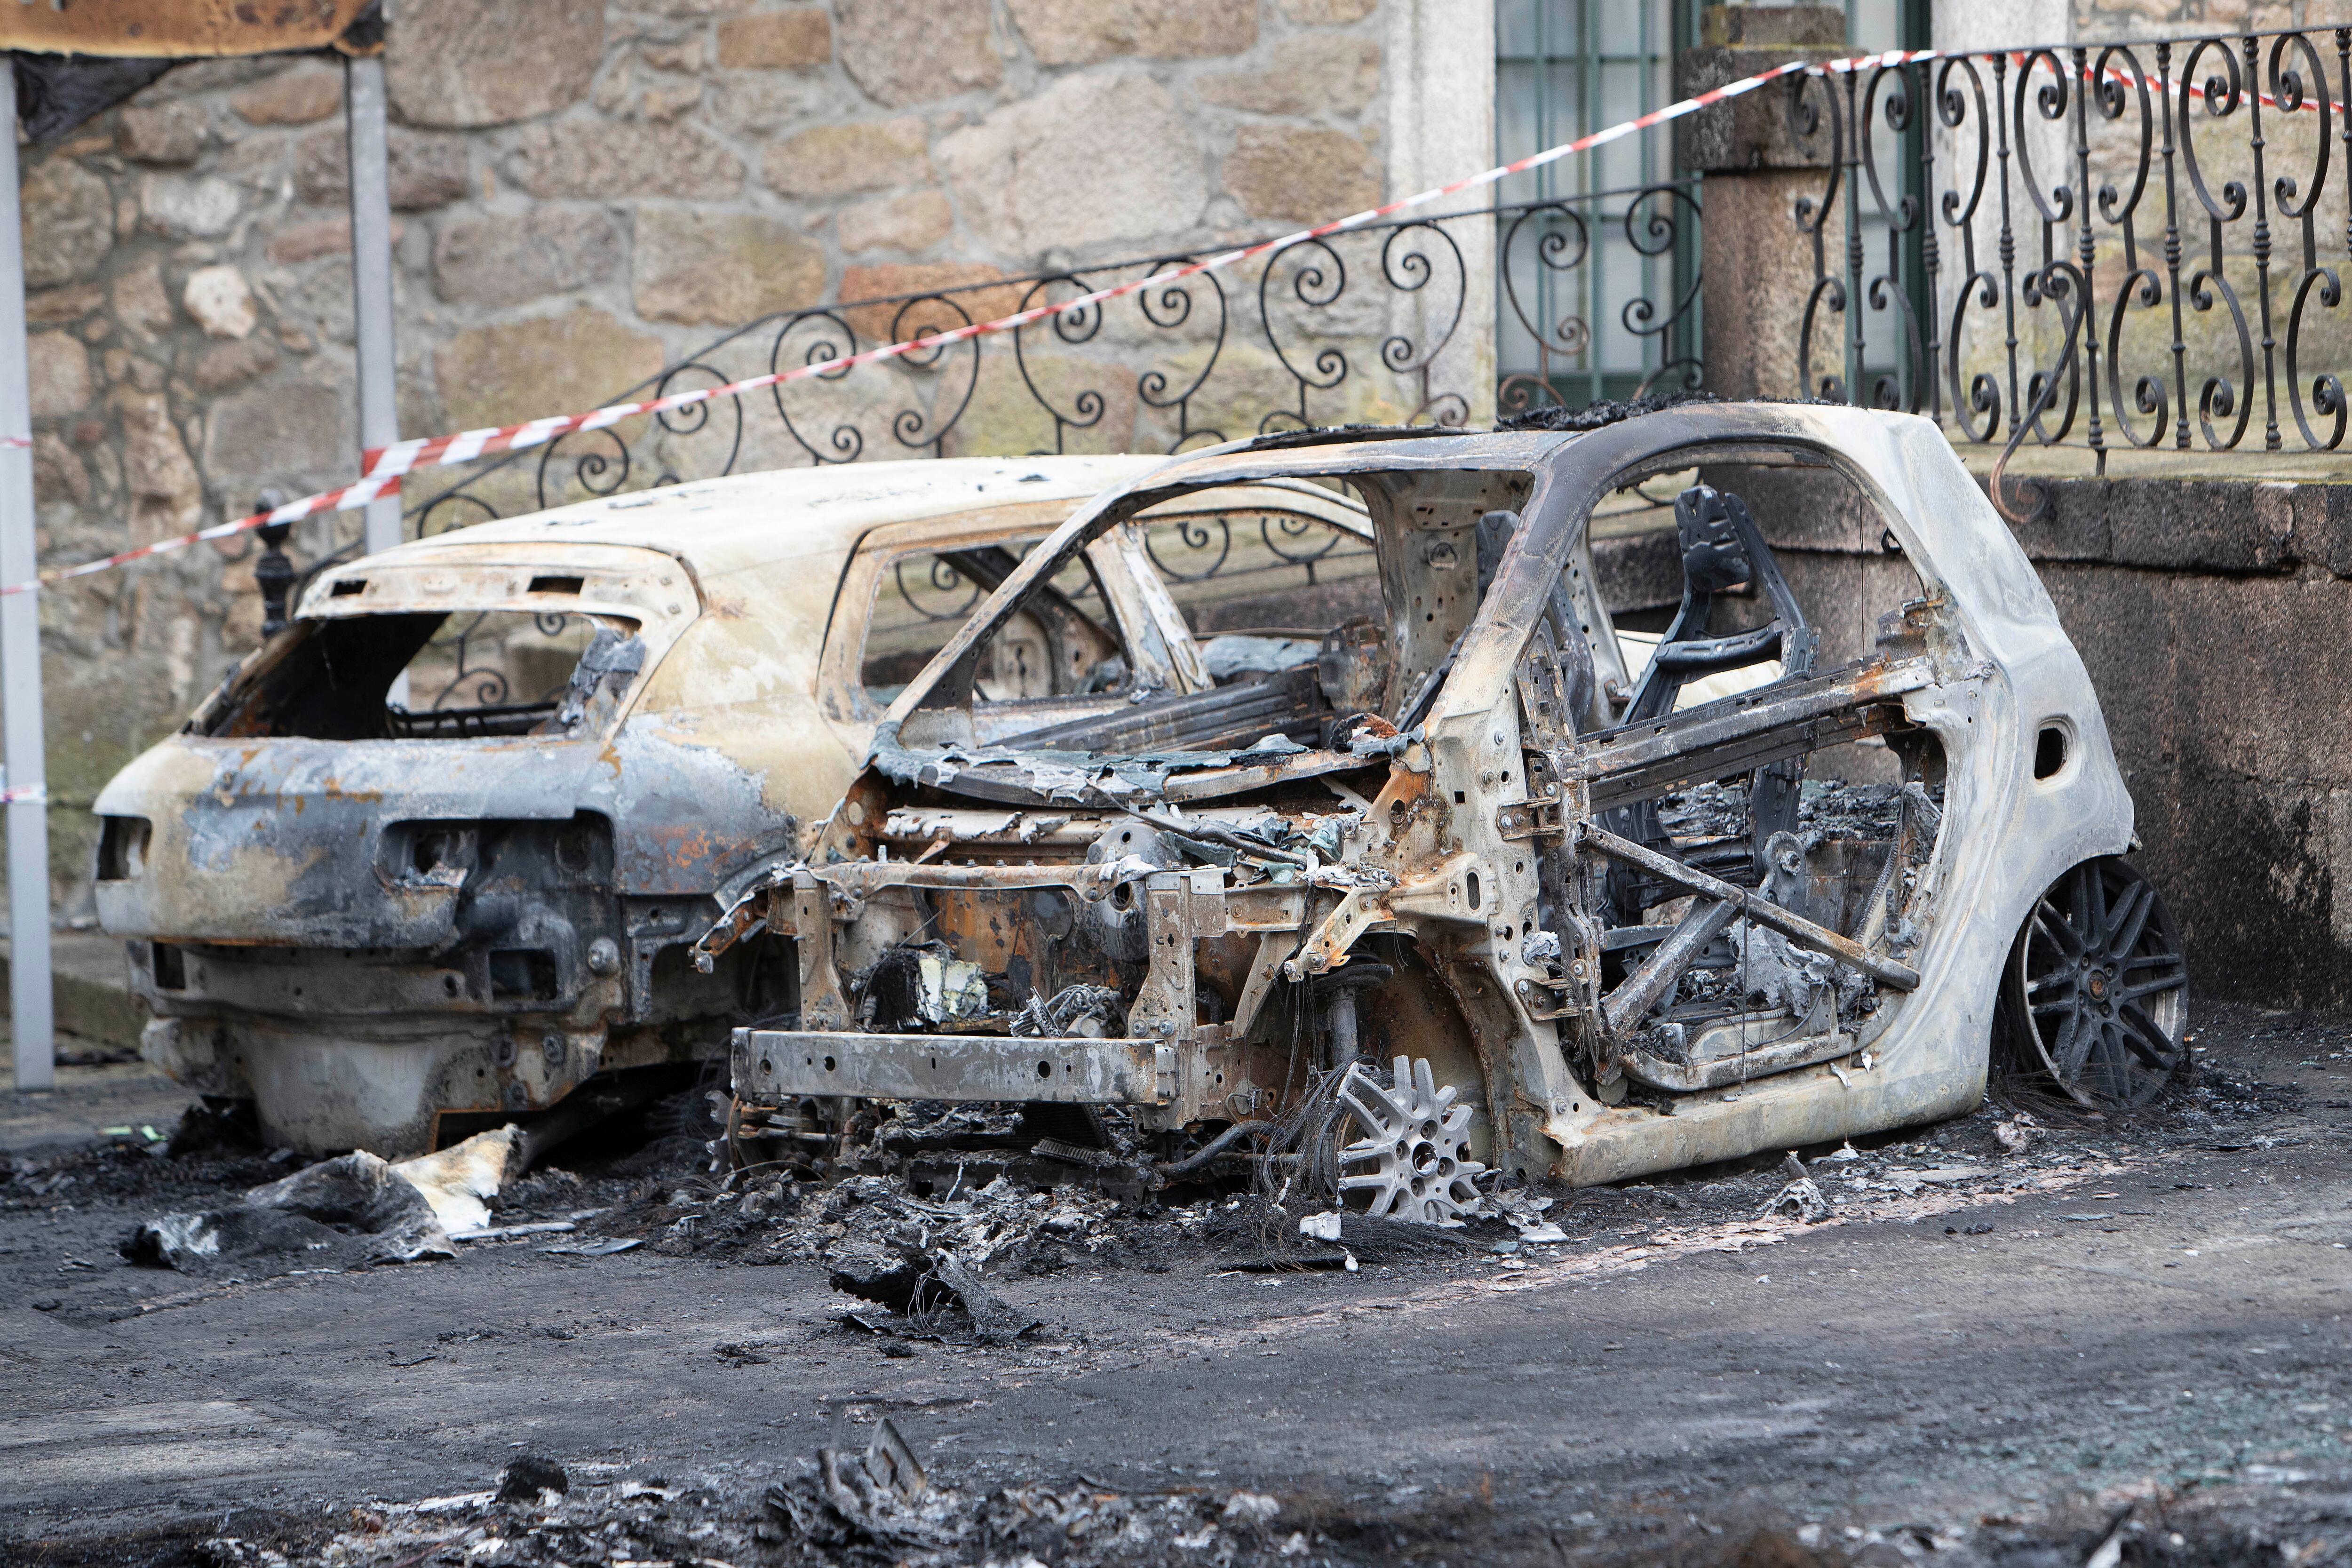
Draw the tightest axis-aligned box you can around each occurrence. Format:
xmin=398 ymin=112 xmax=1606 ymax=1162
xmin=94 ymin=455 xmax=1366 ymax=1156
xmin=713 ymin=406 xmax=2189 ymax=1202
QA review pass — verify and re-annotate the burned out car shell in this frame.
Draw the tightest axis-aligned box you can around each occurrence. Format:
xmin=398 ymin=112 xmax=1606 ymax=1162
xmin=724 ymin=406 xmax=2140 ymax=1189
xmin=94 ymin=456 xmax=1171 ymax=1155
xmin=1473 ymin=408 xmax=2129 ymax=1181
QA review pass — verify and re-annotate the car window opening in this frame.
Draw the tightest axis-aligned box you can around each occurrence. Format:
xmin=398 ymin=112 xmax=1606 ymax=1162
xmin=861 ymin=536 xmax=1121 ymax=710
xmin=907 ymin=488 xmax=1392 ymax=756
xmin=1573 ymin=458 xmax=1942 ymax=1103
xmin=205 ymin=609 xmax=645 ymax=741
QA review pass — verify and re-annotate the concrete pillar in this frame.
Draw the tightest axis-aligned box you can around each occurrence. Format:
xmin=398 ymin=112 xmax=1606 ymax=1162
xmin=1384 ymin=0 xmax=1495 ymax=428
xmin=344 ymin=51 xmax=401 ymax=558
xmin=0 ymin=56 xmax=54 ymax=1092
xmin=1678 ymin=7 xmax=1848 ymax=402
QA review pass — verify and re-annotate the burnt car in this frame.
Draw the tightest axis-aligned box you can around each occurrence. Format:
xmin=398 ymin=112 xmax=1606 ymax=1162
xmin=709 ymin=405 xmax=2189 ymax=1207
xmin=94 ymin=455 xmax=1374 ymax=1156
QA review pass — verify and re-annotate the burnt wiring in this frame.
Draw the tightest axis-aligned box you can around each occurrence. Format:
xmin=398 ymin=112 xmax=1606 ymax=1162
xmin=1250 ymin=1050 xmax=1373 ymax=1206
xmin=1152 ymin=1120 xmax=1272 ymax=1180
xmin=1145 ymin=968 xmax=1372 ymax=1208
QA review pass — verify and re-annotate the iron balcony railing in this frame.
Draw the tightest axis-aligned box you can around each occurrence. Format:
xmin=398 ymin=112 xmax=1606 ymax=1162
xmin=1787 ymin=27 xmax=2352 ymax=513
xmin=398 ymin=191 xmax=1701 ymax=540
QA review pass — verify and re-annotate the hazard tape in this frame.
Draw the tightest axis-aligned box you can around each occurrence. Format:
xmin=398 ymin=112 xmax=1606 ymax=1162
xmin=1 ymin=37 xmax=2331 ymax=603
xmin=0 ymin=474 xmax=400 ymax=600
xmin=0 ymin=784 xmax=45 ymax=805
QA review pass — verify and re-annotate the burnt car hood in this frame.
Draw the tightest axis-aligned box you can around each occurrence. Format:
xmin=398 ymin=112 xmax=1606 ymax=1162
xmin=94 ymin=721 xmax=798 ymax=947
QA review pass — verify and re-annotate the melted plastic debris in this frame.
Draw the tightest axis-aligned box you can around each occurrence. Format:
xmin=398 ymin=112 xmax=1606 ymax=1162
xmin=390 ymin=1127 xmax=519 ymax=1234
xmin=122 ymin=1150 xmax=458 ymax=1271
xmin=1202 ymin=635 xmax=1322 ymax=679
xmin=854 ymin=942 xmax=993 ymax=1031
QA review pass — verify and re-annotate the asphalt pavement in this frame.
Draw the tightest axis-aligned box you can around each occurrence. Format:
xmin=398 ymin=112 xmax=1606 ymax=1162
xmin=3 ymin=999 xmax=2348 ymax=1566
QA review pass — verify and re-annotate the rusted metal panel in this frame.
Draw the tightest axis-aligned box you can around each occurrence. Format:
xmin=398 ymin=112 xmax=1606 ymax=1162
xmin=731 ymin=1029 xmax=1175 ymax=1105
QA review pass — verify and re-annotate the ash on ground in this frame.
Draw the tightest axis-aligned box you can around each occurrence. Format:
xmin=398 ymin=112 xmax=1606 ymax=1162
xmin=41 ymin=1429 xmax=2350 ymax=1568
xmin=0 ymin=1003 xmax=2303 ymax=1337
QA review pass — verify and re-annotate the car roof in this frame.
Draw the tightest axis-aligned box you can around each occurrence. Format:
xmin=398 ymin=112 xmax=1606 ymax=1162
xmin=370 ymin=455 xmax=1172 ymax=581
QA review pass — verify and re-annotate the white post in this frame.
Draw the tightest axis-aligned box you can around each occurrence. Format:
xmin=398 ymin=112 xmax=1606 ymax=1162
xmin=1384 ymin=0 xmax=1497 ymax=427
xmin=0 ymin=56 xmax=56 ymax=1092
xmin=345 ymin=49 xmax=401 ymax=558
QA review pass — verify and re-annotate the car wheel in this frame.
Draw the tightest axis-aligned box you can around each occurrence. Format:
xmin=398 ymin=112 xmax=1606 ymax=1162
xmin=1995 ymin=857 xmax=2190 ymax=1107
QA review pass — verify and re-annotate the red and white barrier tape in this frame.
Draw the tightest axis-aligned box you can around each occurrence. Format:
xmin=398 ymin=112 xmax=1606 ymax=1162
xmin=0 ymin=474 xmax=400 ymax=599
xmin=1 ymin=38 xmax=2330 ymax=603
xmin=0 ymin=784 xmax=45 ymax=805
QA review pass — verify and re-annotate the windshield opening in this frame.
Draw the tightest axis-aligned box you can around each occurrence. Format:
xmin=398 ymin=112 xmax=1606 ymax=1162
xmin=898 ymin=479 xmax=1394 ymax=757
xmin=1137 ymin=487 xmax=1384 ymax=724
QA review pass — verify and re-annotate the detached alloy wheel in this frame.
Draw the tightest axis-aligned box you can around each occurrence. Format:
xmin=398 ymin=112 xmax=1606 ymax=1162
xmin=1997 ymin=857 xmax=2189 ymax=1107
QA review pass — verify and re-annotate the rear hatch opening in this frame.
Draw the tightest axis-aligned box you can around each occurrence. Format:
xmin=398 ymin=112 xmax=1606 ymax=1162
xmin=204 ymin=609 xmax=645 ymax=740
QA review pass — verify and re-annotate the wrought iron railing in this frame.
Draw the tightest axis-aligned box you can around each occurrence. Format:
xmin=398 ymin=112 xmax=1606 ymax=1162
xmin=1787 ymin=28 xmax=2352 ymax=514
xmin=398 ymin=191 xmax=1701 ymax=541
xmin=1497 ymin=181 xmax=1704 ymax=419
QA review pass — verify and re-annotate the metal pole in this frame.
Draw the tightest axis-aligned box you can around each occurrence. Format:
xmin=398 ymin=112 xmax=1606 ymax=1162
xmin=345 ymin=50 xmax=400 ymax=559
xmin=0 ymin=56 xmax=56 ymax=1092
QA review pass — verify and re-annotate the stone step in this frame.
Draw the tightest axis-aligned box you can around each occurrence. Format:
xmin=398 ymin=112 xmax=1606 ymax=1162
xmin=0 ymin=931 xmax=146 ymax=1053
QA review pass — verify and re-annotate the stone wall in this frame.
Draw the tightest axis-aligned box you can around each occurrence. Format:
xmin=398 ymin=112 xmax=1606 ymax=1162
xmin=2071 ymin=0 xmax=2352 ymax=39
xmin=11 ymin=0 xmax=1494 ymax=919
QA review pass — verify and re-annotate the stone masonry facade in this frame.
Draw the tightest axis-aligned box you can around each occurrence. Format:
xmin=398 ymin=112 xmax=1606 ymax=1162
xmin=14 ymin=0 xmax=1493 ymax=917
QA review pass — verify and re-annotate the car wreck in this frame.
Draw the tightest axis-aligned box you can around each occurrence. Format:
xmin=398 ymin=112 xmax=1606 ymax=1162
xmin=707 ymin=405 xmax=2190 ymax=1210
xmin=92 ymin=454 xmax=1366 ymax=1157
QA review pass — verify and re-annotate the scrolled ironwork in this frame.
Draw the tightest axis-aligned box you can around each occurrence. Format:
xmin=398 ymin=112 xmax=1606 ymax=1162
xmin=1788 ymin=65 xmax=1853 ymax=402
xmin=1258 ymin=236 xmax=1352 ymax=435
xmin=892 ymin=555 xmax=983 ymax=623
xmin=888 ymin=294 xmax=980 ymax=455
xmin=1619 ymin=186 xmax=1703 ymax=354
xmin=770 ymin=309 xmax=867 ymax=466
xmin=1375 ymin=221 xmax=1465 ymax=374
xmin=644 ymin=360 xmax=743 ymax=489
xmin=1134 ymin=259 xmax=1229 ymax=451
xmin=416 ymin=490 xmax=501 ymax=538
xmin=1263 ymin=512 xmax=1340 ymax=569
xmin=1500 ymin=203 xmax=1593 ymax=358
xmin=1795 ymin=24 xmax=2352 ymax=481
xmin=397 ymin=190 xmax=1697 ymax=591
xmin=534 ymin=425 xmax=630 ymax=511
xmin=1015 ymin=274 xmax=1112 ymax=454
xmin=423 ymin=611 xmax=511 ymax=713
xmin=1142 ymin=516 xmax=1233 ymax=583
